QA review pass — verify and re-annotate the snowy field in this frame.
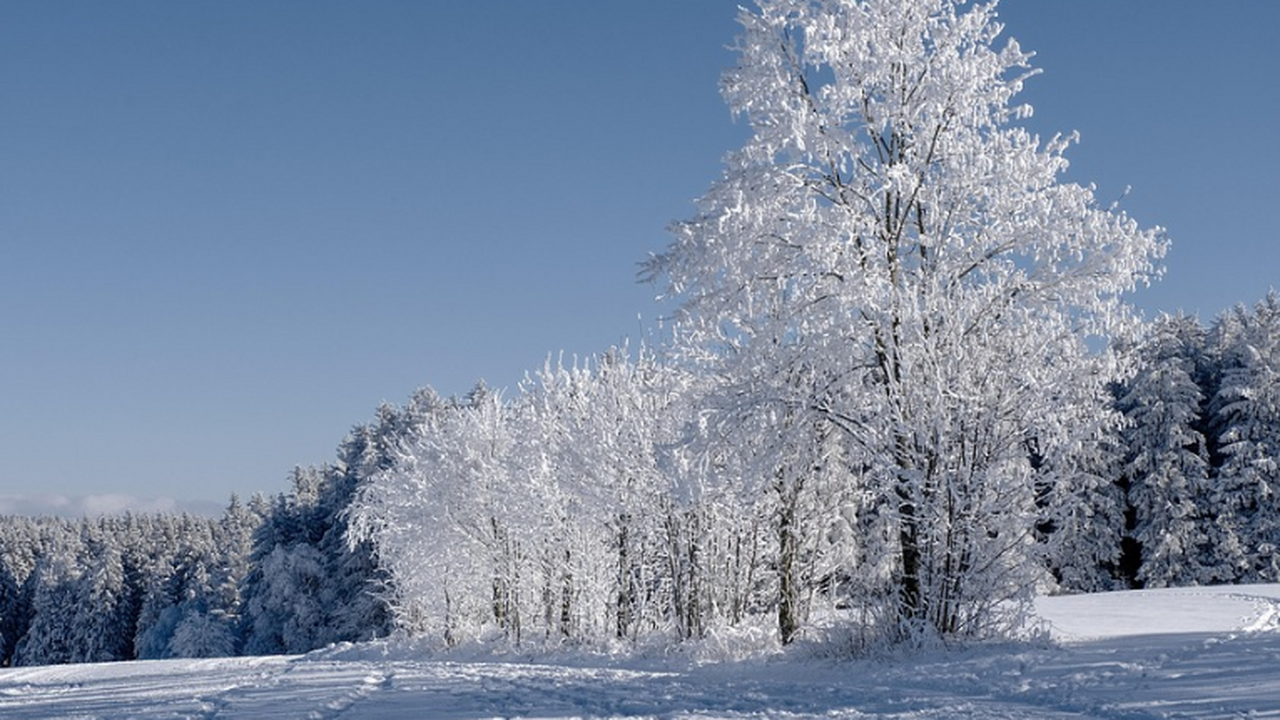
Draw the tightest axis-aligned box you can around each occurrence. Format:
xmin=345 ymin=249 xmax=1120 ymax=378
xmin=3 ymin=585 xmax=1280 ymax=719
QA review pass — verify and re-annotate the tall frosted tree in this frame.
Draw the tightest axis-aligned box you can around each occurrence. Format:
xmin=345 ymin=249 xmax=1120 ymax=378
xmin=644 ymin=0 xmax=1165 ymax=639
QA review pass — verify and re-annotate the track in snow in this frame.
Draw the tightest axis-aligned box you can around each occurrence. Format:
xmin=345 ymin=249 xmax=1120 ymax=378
xmin=3 ymin=585 xmax=1280 ymax=719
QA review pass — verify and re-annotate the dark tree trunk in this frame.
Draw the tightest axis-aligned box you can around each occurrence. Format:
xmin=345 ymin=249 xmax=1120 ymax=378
xmin=615 ymin=515 xmax=633 ymax=639
xmin=778 ymin=490 xmax=800 ymax=645
xmin=897 ymin=480 xmax=922 ymax=628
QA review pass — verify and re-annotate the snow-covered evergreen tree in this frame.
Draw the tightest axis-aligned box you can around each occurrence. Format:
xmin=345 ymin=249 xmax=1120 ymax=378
xmin=13 ymin=555 xmax=81 ymax=666
xmin=168 ymin=607 xmax=237 ymax=658
xmin=238 ymin=405 xmax=404 ymax=655
xmin=132 ymin=518 xmax=188 ymax=660
xmin=240 ymin=542 xmax=328 ymax=655
xmin=0 ymin=559 xmax=18 ymax=664
xmin=315 ymin=412 xmax=397 ymax=644
xmin=0 ymin=518 xmax=38 ymax=665
xmin=239 ymin=472 xmax=331 ymax=656
xmin=1115 ymin=314 xmax=1212 ymax=587
xmin=208 ymin=495 xmax=265 ymax=639
xmin=1205 ymin=293 xmax=1280 ymax=582
xmin=1043 ymin=428 xmax=1128 ymax=593
xmin=70 ymin=530 xmax=136 ymax=662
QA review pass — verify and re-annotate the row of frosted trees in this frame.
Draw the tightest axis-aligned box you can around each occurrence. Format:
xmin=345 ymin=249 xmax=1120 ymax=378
xmin=348 ymin=295 xmax=1280 ymax=651
xmin=349 ymin=348 xmax=905 ymax=649
xmin=4 ymin=294 xmax=1279 ymax=665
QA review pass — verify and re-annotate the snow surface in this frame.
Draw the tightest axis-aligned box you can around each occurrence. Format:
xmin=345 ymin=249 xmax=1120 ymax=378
xmin=3 ymin=585 xmax=1280 ymax=719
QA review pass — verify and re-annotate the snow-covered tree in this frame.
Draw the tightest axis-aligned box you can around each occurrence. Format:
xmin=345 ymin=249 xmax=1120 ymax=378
xmin=346 ymin=389 xmax=459 ymax=641
xmin=238 ymin=402 xmax=407 ymax=656
xmin=209 ymin=495 xmax=266 ymax=635
xmin=674 ymin=361 xmax=873 ymax=644
xmin=132 ymin=518 xmax=221 ymax=660
xmin=1205 ymin=293 xmax=1280 ymax=582
xmin=168 ymin=607 xmax=237 ymax=659
xmin=1042 ymin=428 xmax=1128 ymax=593
xmin=514 ymin=348 xmax=696 ymax=643
xmin=349 ymin=382 xmax=525 ymax=645
xmin=70 ymin=533 xmax=136 ymax=662
xmin=1115 ymin=314 xmax=1211 ymax=587
xmin=13 ymin=555 xmax=81 ymax=666
xmin=643 ymin=0 xmax=1165 ymax=639
xmin=315 ymin=414 xmax=398 ymax=644
xmin=0 ymin=517 xmax=40 ymax=665
xmin=0 ymin=559 xmax=18 ymax=663
xmin=240 ymin=542 xmax=328 ymax=655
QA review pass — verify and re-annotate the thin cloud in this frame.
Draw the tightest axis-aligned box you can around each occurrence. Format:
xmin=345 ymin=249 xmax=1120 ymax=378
xmin=0 ymin=494 xmax=222 ymax=517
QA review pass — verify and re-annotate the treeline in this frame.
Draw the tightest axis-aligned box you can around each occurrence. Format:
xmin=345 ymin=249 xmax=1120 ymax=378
xmin=0 ymin=401 xmax=417 ymax=666
xmin=0 ymin=506 xmax=257 ymax=666
xmin=3 ymin=295 xmax=1280 ymax=666
xmin=346 ymin=296 xmax=1280 ymax=651
xmin=1062 ymin=294 xmax=1280 ymax=591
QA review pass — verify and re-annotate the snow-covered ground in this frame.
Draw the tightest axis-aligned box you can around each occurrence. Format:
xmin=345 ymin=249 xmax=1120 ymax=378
xmin=3 ymin=585 xmax=1280 ymax=719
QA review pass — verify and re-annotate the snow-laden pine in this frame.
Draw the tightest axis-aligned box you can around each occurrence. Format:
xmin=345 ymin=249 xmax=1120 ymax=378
xmin=1117 ymin=314 xmax=1212 ymax=587
xmin=1205 ymin=293 xmax=1280 ymax=582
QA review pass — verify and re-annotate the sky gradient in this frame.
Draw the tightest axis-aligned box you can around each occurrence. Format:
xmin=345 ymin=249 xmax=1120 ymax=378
xmin=3 ymin=1 xmax=1278 ymax=512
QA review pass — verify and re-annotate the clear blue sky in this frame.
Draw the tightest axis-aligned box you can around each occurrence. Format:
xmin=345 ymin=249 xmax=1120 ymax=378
xmin=2 ymin=1 xmax=1277 ymax=512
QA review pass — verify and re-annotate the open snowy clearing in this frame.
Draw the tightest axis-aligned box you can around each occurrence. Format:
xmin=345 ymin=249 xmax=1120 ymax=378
xmin=3 ymin=585 xmax=1280 ymax=719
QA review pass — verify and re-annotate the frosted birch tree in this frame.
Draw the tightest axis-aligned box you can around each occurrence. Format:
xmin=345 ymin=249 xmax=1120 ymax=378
xmin=347 ymin=384 xmax=525 ymax=645
xmin=644 ymin=0 xmax=1165 ymax=639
